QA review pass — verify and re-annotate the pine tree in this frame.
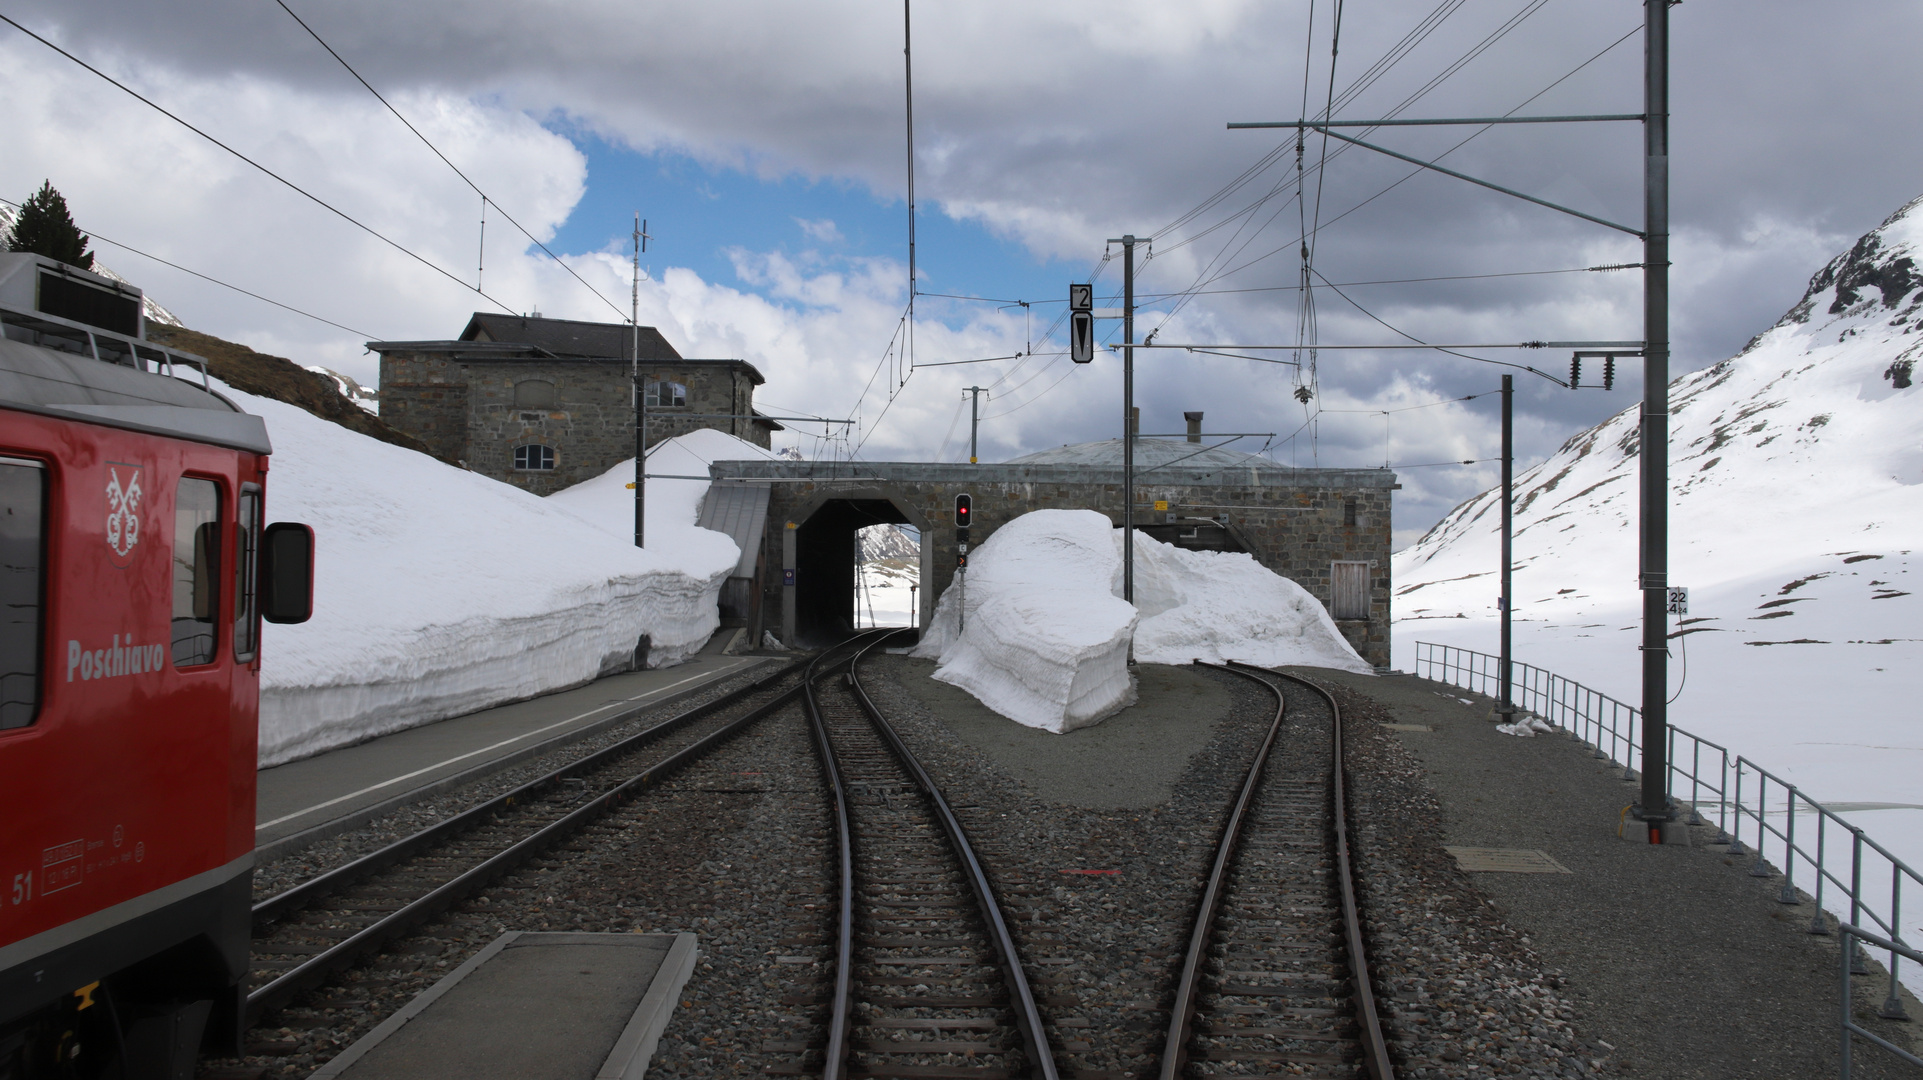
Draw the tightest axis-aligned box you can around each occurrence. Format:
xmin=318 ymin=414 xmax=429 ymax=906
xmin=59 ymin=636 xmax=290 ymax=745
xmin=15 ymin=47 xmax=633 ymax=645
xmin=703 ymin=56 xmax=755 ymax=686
xmin=7 ymin=181 xmax=94 ymax=271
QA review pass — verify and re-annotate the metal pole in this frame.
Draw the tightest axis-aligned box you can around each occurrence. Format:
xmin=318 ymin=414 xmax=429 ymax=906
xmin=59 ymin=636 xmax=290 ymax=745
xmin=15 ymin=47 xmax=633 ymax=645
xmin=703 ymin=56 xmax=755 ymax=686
xmin=1638 ymin=0 xmax=1672 ymax=833
xmin=967 ymin=386 xmax=983 ymax=463
xmin=632 ymin=212 xmax=644 ymax=549
xmin=646 ymin=211 xmax=653 ymax=549
xmin=1499 ymin=374 xmax=1514 ymax=716
xmin=1122 ymin=235 xmax=1136 ymax=605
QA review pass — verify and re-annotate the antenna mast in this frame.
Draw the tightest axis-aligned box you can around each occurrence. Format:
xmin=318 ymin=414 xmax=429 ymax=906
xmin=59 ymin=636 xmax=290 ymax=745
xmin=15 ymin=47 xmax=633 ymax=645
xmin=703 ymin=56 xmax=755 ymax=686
xmin=903 ymin=0 xmax=916 ymax=382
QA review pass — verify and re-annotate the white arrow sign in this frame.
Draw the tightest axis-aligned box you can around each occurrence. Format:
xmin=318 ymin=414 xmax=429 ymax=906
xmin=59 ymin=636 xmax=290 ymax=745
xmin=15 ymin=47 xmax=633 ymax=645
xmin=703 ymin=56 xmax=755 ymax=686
xmin=1070 ymin=310 xmax=1095 ymax=364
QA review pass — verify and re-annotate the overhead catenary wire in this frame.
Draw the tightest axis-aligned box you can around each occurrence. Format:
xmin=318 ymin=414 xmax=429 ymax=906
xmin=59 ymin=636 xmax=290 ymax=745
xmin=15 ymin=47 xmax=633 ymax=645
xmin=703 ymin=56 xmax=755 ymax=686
xmin=0 ymin=197 xmax=375 ymax=337
xmin=270 ymin=0 xmax=627 ymax=319
xmin=0 ymin=12 xmax=519 ymax=314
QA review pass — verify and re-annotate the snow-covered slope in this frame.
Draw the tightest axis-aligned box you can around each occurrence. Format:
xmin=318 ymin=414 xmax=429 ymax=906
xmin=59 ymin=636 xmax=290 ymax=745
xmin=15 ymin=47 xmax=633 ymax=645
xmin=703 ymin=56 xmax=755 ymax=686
xmin=1393 ymin=194 xmax=1923 ymax=902
xmin=245 ymin=387 xmax=742 ymax=766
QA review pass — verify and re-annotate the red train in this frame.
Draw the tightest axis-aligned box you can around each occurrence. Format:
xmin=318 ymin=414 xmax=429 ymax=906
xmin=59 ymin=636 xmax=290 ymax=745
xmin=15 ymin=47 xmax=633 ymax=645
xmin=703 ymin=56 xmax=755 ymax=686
xmin=0 ymin=255 xmax=312 ymax=1078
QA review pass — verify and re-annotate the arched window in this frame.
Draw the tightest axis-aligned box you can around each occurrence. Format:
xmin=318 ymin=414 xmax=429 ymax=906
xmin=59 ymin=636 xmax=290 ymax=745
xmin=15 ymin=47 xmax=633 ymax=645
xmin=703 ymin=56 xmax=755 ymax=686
xmin=513 ymin=444 xmax=557 ymax=471
xmin=513 ymin=379 xmax=557 ymax=408
xmin=645 ymin=380 xmax=688 ymax=408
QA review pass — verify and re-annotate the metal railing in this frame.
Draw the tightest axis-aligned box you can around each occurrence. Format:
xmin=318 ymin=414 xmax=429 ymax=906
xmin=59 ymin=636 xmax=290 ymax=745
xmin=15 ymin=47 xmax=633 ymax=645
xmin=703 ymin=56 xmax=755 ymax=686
xmin=1414 ymin=641 xmax=1920 ymax=1028
xmin=1840 ymin=925 xmax=1923 ymax=1078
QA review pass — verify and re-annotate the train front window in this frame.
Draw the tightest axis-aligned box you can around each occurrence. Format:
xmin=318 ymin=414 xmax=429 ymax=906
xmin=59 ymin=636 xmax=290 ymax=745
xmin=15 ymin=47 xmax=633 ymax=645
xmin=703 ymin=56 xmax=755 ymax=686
xmin=234 ymin=487 xmax=260 ymax=661
xmin=0 ymin=458 xmax=46 ymax=729
xmin=172 ymin=477 xmax=220 ymax=667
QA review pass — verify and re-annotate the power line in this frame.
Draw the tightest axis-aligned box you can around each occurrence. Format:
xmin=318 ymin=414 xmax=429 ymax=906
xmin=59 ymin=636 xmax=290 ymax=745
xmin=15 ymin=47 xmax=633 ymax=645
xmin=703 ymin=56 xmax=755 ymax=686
xmin=1 ymin=196 xmax=377 ymax=337
xmin=1309 ymin=266 xmax=1567 ymax=385
xmin=0 ymin=12 xmax=518 ymax=313
xmin=272 ymin=0 xmax=627 ymax=320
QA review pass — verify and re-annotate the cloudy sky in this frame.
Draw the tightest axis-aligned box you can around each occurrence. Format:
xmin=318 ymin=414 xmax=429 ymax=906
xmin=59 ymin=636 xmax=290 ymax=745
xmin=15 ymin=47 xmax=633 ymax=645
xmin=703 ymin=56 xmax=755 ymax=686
xmin=5 ymin=0 xmax=1918 ymax=544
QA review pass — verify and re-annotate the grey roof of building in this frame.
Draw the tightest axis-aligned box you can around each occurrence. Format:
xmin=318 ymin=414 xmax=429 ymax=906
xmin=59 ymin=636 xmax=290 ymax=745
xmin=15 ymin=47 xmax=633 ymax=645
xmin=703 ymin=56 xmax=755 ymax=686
xmin=0 ymin=337 xmax=271 ymax=454
xmin=368 ymin=313 xmax=768 ymax=384
xmin=461 ymin=312 xmax=682 ymax=360
xmin=696 ymin=482 xmax=770 ymax=578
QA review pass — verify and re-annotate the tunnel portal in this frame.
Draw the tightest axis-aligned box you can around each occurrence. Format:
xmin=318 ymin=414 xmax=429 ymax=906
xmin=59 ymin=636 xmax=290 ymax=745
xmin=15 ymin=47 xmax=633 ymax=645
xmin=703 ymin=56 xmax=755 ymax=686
xmin=793 ymin=497 xmax=919 ymax=646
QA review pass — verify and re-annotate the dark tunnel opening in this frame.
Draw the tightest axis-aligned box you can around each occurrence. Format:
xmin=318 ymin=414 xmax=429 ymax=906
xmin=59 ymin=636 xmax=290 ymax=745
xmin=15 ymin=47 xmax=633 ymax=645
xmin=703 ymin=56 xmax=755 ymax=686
xmin=793 ymin=498 xmax=918 ymax=647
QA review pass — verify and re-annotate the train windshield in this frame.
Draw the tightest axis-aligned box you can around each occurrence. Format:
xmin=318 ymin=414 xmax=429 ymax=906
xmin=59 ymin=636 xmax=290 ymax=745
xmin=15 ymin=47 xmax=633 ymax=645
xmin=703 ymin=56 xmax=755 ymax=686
xmin=0 ymin=458 xmax=45 ymax=728
xmin=172 ymin=477 xmax=221 ymax=667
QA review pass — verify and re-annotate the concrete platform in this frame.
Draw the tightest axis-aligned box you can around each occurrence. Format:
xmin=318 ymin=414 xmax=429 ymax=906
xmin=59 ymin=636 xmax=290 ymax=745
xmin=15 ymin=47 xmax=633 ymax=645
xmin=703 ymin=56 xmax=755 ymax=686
xmin=257 ymin=651 xmax=777 ymax=856
xmin=310 ymin=932 xmax=697 ymax=1080
xmin=1301 ymin=667 xmax=1923 ymax=1079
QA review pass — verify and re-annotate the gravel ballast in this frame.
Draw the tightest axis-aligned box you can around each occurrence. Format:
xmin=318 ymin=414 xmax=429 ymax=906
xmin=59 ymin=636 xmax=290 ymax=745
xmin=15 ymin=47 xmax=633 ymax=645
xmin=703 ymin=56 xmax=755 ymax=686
xmin=1307 ymin=667 xmax=1921 ymax=1080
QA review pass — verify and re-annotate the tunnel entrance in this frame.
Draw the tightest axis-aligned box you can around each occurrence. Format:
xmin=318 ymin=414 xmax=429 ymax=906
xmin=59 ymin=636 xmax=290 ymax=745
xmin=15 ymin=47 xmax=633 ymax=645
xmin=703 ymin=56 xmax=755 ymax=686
xmin=793 ymin=498 xmax=922 ymax=646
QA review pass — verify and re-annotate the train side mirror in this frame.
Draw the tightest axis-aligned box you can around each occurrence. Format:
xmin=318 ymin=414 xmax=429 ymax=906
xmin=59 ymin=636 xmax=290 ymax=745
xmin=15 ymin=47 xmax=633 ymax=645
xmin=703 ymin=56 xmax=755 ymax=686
xmin=260 ymin=522 xmax=314 ymax=624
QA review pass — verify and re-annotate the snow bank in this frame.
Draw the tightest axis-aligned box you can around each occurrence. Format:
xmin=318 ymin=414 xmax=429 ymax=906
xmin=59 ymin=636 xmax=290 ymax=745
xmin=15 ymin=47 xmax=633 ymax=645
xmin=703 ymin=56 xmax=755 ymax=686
xmin=913 ymin=509 xmax=1370 ymax=732
xmin=1131 ymin=540 xmax=1373 ymax=672
xmin=238 ymin=381 xmax=747 ymax=766
xmin=913 ymin=510 xmax=1138 ymax=733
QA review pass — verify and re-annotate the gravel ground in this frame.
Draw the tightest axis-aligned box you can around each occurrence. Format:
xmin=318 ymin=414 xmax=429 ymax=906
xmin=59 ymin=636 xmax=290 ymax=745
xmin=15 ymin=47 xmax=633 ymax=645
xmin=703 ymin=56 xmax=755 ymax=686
xmin=217 ymin=655 xmax=1916 ymax=1080
xmin=1321 ymin=673 xmax=1621 ymax=1079
xmin=867 ymin=656 xmax=1278 ymax=1078
xmin=250 ymin=662 xmax=793 ymax=902
xmin=1307 ymin=667 xmax=1921 ymax=1080
xmin=202 ymin=698 xmax=831 ymax=1079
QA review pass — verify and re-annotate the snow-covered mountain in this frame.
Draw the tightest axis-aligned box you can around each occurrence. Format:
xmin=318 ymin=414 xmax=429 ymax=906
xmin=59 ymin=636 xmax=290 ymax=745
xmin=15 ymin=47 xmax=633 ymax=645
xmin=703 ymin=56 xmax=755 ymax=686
xmin=859 ymin=523 xmax=919 ymax=563
xmin=1393 ymin=194 xmax=1923 ymax=927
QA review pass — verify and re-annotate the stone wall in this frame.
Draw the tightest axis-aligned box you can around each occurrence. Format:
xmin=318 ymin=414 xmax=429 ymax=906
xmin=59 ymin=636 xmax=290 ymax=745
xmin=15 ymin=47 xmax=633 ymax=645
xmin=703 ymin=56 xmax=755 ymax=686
xmin=379 ymin=352 xmax=767 ymax=495
xmin=708 ymin=460 xmax=1397 ymax=668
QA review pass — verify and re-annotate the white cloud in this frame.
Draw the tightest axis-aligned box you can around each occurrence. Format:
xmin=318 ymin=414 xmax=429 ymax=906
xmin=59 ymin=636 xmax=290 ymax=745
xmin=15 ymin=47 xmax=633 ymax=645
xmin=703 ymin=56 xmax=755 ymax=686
xmin=794 ymin=217 xmax=842 ymax=244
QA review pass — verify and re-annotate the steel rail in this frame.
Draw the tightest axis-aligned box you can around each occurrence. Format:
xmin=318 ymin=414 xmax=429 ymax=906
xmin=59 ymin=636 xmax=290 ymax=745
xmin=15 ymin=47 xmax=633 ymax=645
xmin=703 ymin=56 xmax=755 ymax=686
xmin=1158 ymin=661 xmax=1290 ymax=1080
xmin=799 ymin=630 xmax=895 ymax=1080
xmin=253 ymin=657 xmax=809 ymax=928
xmin=807 ymin=629 xmax=1062 ymax=1080
xmin=1233 ymin=662 xmax=1396 ymax=1080
xmin=243 ymin=654 xmax=836 ymax=1027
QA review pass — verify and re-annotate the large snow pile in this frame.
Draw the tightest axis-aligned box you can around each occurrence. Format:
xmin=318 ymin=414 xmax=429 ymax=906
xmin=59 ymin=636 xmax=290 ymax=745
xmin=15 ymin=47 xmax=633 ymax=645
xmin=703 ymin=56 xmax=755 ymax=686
xmin=1131 ymin=539 xmax=1374 ymax=671
xmin=240 ymin=382 xmax=744 ymax=766
xmin=546 ymin=427 xmax=776 ymax=546
xmin=914 ymin=509 xmax=1369 ymax=732
xmin=1393 ymin=193 xmax=1923 ymax=971
xmin=913 ymin=510 xmax=1138 ymax=733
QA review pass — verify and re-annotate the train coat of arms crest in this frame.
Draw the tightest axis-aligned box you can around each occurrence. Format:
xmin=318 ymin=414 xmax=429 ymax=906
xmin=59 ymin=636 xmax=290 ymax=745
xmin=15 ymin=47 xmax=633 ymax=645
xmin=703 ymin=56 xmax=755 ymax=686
xmin=105 ymin=463 xmax=144 ymax=564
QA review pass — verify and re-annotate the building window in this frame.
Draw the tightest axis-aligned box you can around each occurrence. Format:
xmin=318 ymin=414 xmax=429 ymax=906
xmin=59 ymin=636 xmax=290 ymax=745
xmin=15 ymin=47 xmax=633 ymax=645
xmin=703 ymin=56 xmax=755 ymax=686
xmin=173 ymin=477 xmax=221 ymax=667
xmin=1330 ymin=560 xmax=1370 ymax=620
xmin=513 ymin=444 xmax=557 ymax=471
xmin=645 ymin=380 xmax=688 ymax=408
xmin=1343 ymin=496 xmax=1358 ymax=528
xmin=514 ymin=379 xmax=557 ymax=408
xmin=0 ymin=457 xmax=46 ymax=729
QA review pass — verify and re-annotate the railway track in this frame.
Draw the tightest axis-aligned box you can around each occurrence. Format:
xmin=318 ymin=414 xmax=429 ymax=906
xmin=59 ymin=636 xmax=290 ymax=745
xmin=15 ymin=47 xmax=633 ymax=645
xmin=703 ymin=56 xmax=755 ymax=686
xmin=242 ymin=650 xmax=830 ymax=1028
xmin=776 ymin=629 xmax=1059 ymax=1080
xmin=1158 ymin=662 xmax=1394 ymax=1080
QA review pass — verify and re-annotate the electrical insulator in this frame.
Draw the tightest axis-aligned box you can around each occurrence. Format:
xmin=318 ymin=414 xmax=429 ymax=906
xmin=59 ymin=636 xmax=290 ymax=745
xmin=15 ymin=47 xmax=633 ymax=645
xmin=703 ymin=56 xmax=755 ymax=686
xmin=1293 ymin=385 xmax=1313 ymax=404
xmin=1603 ymin=356 xmax=1616 ymax=391
xmin=1570 ymin=356 xmax=1582 ymax=388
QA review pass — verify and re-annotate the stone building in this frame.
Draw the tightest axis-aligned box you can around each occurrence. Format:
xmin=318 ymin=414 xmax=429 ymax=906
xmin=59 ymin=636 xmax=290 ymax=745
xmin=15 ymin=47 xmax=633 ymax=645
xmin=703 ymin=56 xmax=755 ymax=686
xmin=702 ymin=428 xmax=1398 ymax=668
xmin=371 ymin=313 xmax=776 ymax=495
